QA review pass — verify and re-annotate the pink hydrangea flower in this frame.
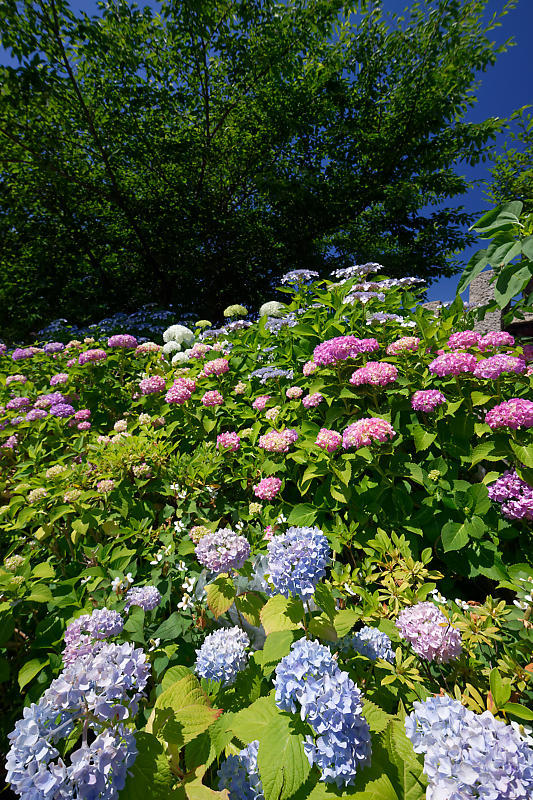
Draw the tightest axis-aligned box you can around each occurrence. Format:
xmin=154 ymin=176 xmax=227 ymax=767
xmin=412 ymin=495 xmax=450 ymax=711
xmin=396 ymin=601 xmax=462 ymax=663
xmin=234 ymin=381 xmax=246 ymax=394
xmin=473 ymin=355 xmax=526 ymax=380
xmin=6 ymin=375 xmax=26 ymax=385
xmin=479 ymin=331 xmax=515 ymax=351
xmin=488 ymin=470 xmax=533 ymax=521
xmin=252 ymin=395 xmax=271 ymax=410
xmin=302 ymin=392 xmax=324 ymax=408
xmin=77 ymin=421 xmax=91 ymax=431
xmin=78 ymin=349 xmax=107 ymax=365
xmin=189 ymin=343 xmax=211 ymax=359
xmin=50 ymin=373 xmax=69 ymax=386
xmin=204 ymin=358 xmax=230 ymax=376
xmin=217 ymin=432 xmax=241 ymax=451
xmin=485 ymin=398 xmax=533 ymax=430
xmin=428 ymin=352 xmax=477 ymax=377
xmin=139 ymin=375 xmax=167 ymax=395
xmin=258 ymin=429 xmax=298 ymax=453
xmin=74 ymin=409 xmax=91 ymax=420
xmin=107 ymin=334 xmax=138 ymax=348
xmin=342 ymin=418 xmax=395 ymax=449
xmin=350 ymin=361 xmax=398 ymax=387
xmin=286 ymin=386 xmax=303 ymax=399
xmin=165 ymin=377 xmax=196 ymax=404
xmin=315 ymin=428 xmax=342 ymax=452
xmin=313 ymin=336 xmax=379 ymax=366
xmin=66 ymin=358 xmax=76 ymax=368
xmin=303 ymin=361 xmax=317 ymax=376
xmin=386 ymin=336 xmax=420 ymax=355
xmin=447 ymin=330 xmax=481 ymax=350
xmin=96 ymin=479 xmax=115 ymax=493
xmin=201 ymin=390 xmax=224 ymax=406
xmin=253 ymin=476 xmax=282 ymax=500
xmin=411 ymin=390 xmax=446 ymax=412
xmin=135 ymin=342 xmax=161 ymax=355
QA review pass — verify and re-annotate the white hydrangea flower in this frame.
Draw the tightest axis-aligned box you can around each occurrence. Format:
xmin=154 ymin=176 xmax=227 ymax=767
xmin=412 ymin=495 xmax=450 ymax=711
xmin=259 ymin=301 xmax=286 ymax=317
xmin=163 ymin=324 xmax=195 ymax=345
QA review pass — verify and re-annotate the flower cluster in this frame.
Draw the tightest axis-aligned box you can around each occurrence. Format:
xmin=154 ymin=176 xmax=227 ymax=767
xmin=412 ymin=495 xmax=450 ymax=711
xmin=488 ymin=470 xmax=533 ymax=521
xmin=165 ymin=377 xmax=196 ymax=404
xmin=479 ymin=331 xmax=515 ymax=350
xmin=274 ymin=639 xmax=371 ymax=786
xmin=253 ymin=476 xmax=282 ymax=500
xmin=43 ymin=342 xmax=65 ymax=354
xmin=218 ymin=740 xmax=264 ymax=800
xmin=252 ymin=394 xmax=271 ymax=410
xmin=195 ymin=528 xmax=251 ymax=573
xmin=107 ymin=334 xmax=138 ymax=348
xmin=50 ymin=373 xmax=69 ymax=386
xmin=139 ymin=375 xmax=166 ymax=395
xmin=396 ymin=601 xmax=462 ymax=662
xmin=340 ymin=626 xmax=395 ymax=663
xmin=280 ymin=269 xmax=319 ymax=284
xmin=6 ymin=374 xmax=26 ymax=385
xmin=428 ymin=352 xmax=477 ymax=377
xmin=286 ymin=386 xmax=303 ymax=399
xmin=266 ymin=526 xmax=330 ymax=599
xmin=386 ymin=336 xmax=420 ymax=354
xmin=258 ymin=428 xmax=298 ymax=453
xmin=447 ymin=330 xmax=481 ymax=349
xmin=411 ymin=389 xmax=446 ymax=412
xmin=350 ymin=361 xmax=398 ymax=387
xmin=135 ymin=341 xmax=161 ymax=355
xmin=217 ymin=431 xmax=241 ymax=451
xmin=78 ymin=348 xmax=107 ymax=365
xmin=204 ymin=358 xmax=230 ymax=376
xmin=124 ymin=585 xmax=162 ymax=613
xmin=195 ymin=627 xmax=249 ymax=685
xmin=405 ymin=695 xmax=533 ymax=799
xmin=473 ymin=354 xmax=526 ymax=379
xmin=313 ymin=336 xmax=379 ymax=366
xmin=163 ymin=324 xmax=195 ymax=345
xmin=201 ymin=390 xmax=224 ymax=406
xmin=62 ymin=609 xmax=124 ymax=666
xmin=342 ymin=418 xmax=395 ymax=449
xmin=485 ymin=397 xmax=533 ymax=430
xmin=302 ymin=392 xmax=324 ymax=408
xmin=315 ymin=428 xmax=342 ymax=452
xmin=6 ymin=397 xmax=31 ymax=411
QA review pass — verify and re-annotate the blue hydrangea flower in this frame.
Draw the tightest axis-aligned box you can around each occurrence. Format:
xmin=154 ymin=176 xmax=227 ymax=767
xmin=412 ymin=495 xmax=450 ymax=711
xmin=124 ymin=585 xmax=162 ymax=613
xmin=340 ymin=626 xmax=395 ymax=663
xmin=62 ymin=609 xmax=124 ymax=666
xmin=266 ymin=526 xmax=330 ymax=600
xmin=195 ymin=627 xmax=249 ymax=686
xmin=405 ymin=695 xmax=533 ymax=799
xmin=217 ymin=740 xmax=264 ymax=800
xmin=274 ymin=638 xmax=338 ymax=713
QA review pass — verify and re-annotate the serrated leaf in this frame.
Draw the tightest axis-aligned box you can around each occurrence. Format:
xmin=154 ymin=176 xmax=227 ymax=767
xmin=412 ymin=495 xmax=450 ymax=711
xmin=260 ymin=594 xmax=303 ymax=635
xmin=314 ymin=583 xmax=336 ymax=621
xmin=510 ymin=440 xmax=533 ymax=468
xmin=382 ymin=720 xmax=427 ymax=800
xmin=308 ymin=614 xmax=338 ymax=641
xmin=257 ymin=711 xmax=311 ymax=800
xmin=230 ymin=694 xmax=279 ymax=743
xmin=334 ymin=608 xmax=361 ymax=637
xmin=235 ymin=592 xmax=264 ymax=627
xmin=287 ymin=503 xmax=318 ymax=526
xmin=362 ymin=701 xmax=394 ymax=734
xmin=206 ymin=576 xmax=235 ymax=618
xmin=162 ymin=666 xmax=192 ymax=692
xmin=121 ymin=732 xmax=178 ymax=800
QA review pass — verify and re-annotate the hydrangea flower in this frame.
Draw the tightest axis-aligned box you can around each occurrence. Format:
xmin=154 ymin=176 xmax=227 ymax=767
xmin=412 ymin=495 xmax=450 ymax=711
xmin=12 ymin=347 xmax=40 ymax=361
xmin=49 ymin=403 xmax=75 ymax=418
xmin=303 ymin=360 xmax=317 ymax=376
xmin=97 ymin=479 xmax=115 ymax=494
xmin=218 ymin=740 xmax=264 ymax=800
xmin=340 ymin=626 xmax=394 ymax=663
xmin=428 ymin=352 xmax=477 ymax=377
xmin=405 ymin=695 xmax=533 ymax=799
xmin=28 ymin=488 xmax=48 ymax=504
xmin=386 ymin=337 xmax=420 ymax=355
xmin=78 ymin=349 xmax=107 ymax=365
xmin=485 ymin=398 xmax=533 ymax=430
xmin=274 ymin=639 xmax=339 ymax=712
xmin=50 ymin=373 xmax=69 ymax=386
xmin=447 ymin=330 xmax=481 ymax=349
xmin=135 ymin=341 xmax=161 ymax=355
xmin=163 ymin=324 xmax=195 ymax=345
xmin=107 ymin=334 xmax=138 ymax=348
xmin=396 ymin=601 xmax=461 ymax=663
xmin=217 ymin=432 xmax=241 ymax=451
xmin=63 ymin=609 xmax=124 ymax=666
xmin=342 ymin=418 xmax=395 ymax=449
xmin=488 ymin=470 xmax=533 ymax=522
xmin=6 ymin=374 xmax=27 ymax=385
xmin=411 ymin=389 xmax=446 ymax=412
xmin=473 ymin=354 xmax=526 ymax=379
xmin=165 ymin=377 xmax=196 ymax=404
xmin=479 ymin=331 xmax=515 ymax=350
xmin=258 ymin=429 xmax=298 ymax=453
xmin=201 ymin=390 xmax=224 ymax=406
xmin=267 ymin=526 xmax=330 ymax=599
xmin=253 ymin=477 xmax=282 ymax=500
xmin=302 ymin=392 xmax=324 ymax=408
xmin=252 ymin=395 xmax=271 ymax=410
xmin=313 ymin=336 xmax=379 ymax=366
xmin=286 ymin=386 xmax=303 ymax=399
xmin=280 ymin=269 xmax=319 ymax=284
xmin=139 ymin=375 xmax=166 ymax=395
xmin=350 ymin=361 xmax=398 ymax=387
xmin=6 ymin=397 xmax=31 ymax=411
xmin=259 ymin=301 xmax=285 ymax=317
xmin=195 ymin=528 xmax=251 ymax=573
xmin=204 ymin=358 xmax=230 ymax=376
xmin=43 ymin=341 xmax=65 ymax=354
xmin=195 ymin=627 xmax=249 ymax=685
xmin=315 ymin=428 xmax=342 ymax=452
xmin=124 ymin=586 xmax=162 ymax=613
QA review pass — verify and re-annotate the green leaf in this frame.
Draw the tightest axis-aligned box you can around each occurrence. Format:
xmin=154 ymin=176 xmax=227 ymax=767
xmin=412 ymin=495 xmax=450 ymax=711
xmin=510 ymin=440 xmax=533 ymax=468
xmin=411 ymin=426 xmax=436 ymax=452
xmin=489 ymin=668 xmax=511 ymax=708
xmin=470 ymin=441 xmax=501 ymax=466
xmin=308 ymin=614 xmax=338 ymax=641
xmin=441 ymin=521 xmax=469 ymax=552
xmin=154 ymin=613 xmax=186 ymax=641
xmin=314 ymin=583 xmax=336 ymax=620
xmin=503 ymin=702 xmax=533 ymax=721
xmin=472 ymin=201 xmax=522 ymax=233
xmin=287 ymin=503 xmax=318 ymax=526
xmin=261 ymin=630 xmax=299 ymax=675
xmin=235 ymin=592 xmax=264 ymax=627
xmin=260 ymin=595 xmax=304 ymax=635
xmin=494 ymin=264 xmax=532 ymax=307
xmin=121 ymin=732 xmax=178 ymax=800
xmin=150 ymin=674 xmax=221 ymax=748
xmin=457 ymin=248 xmax=490 ymax=294
xmin=382 ymin=720 xmax=427 ymax=800
xmin=257 ymin=710 xmax=311 ymax=800
xmin=206 ymin=576 xmax=236 ymax=618
xmin=27 ymin=585 xmax=53 ymax=603
xmin=230 ymin=695 xmax=279 ymax=743
xmin=124 ymin=606 xmax=146 ymax=642
xmin=334 ymin=608 xmax=361 ymax=637
xmin=18 ymin=657 xmax=49 ymax=690
xmin=162 ymin=666 xmax=192 ymax=692
xmin=362 ymin=700 xmax=394 ymax=734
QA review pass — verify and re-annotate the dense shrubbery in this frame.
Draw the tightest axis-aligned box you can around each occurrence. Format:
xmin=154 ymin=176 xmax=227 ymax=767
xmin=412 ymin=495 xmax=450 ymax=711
xmin=1 ymin=266 xmax=532 ymax=799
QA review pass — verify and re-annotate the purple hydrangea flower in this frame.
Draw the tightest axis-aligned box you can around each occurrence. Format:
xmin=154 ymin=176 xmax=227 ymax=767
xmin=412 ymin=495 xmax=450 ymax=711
xmin=195 ymin=528 xmax=251 ymax=574
xmin=108 ymin=334 xmax=138 ymax=348
xmin=473 ymin=354 xmax=526 ymax=379
xmin=43 ymin=342 xmax=65 ymax=354
xmin=123 ymin=585 xmax=162 ymax=613
xmin=405 ymin=695 xmax=533 ymax=799
xmin=34 ymin=392 xmax=67 ymax=409
xmin=396 ymin=602 xmax=461 ymax=663
xmin=195 ymin=627 xmax=249 ymax=685
xmin=62 ymin=609 xmax=124 ymax=666
xmin=266 ymin=526 xmax=330 ymax=600
xmin=49 ymin=403 xmax=75 ymax=418
xmin=218 ymin=740 xmax=264 ymax=800
xmin=488 ymin=470 xmax=533 ymax=522
xmin=6 ymin=397 xmax=31 ymax=411
xmin=50 ymin=373 xmax=69 ymax=386
xmin=274 ymin=639 xmax=339 ymax=713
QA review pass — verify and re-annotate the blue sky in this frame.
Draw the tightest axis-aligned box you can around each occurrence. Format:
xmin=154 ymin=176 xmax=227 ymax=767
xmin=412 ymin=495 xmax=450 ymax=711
xmin=2 ymin=0 xmax=532 ymax=302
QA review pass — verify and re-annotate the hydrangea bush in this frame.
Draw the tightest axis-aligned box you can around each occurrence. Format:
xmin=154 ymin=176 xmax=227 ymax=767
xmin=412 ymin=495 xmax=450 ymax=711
xmin=1 ymin=263 xmax=532 ymax=799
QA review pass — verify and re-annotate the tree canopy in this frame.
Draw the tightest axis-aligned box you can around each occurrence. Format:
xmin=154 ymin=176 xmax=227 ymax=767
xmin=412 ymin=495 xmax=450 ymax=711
xmin=0 ymin=0 xmax=511 ymax=339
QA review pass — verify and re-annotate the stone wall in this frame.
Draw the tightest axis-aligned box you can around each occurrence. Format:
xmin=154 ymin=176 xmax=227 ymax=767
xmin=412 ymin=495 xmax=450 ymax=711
xmin=469 ymin=269 xmax=502 ymax=334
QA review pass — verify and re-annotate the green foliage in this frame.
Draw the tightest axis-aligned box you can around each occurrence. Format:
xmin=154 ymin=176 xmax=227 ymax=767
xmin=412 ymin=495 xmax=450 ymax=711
xmin=0 ymin=0 xmax=511 ymax=339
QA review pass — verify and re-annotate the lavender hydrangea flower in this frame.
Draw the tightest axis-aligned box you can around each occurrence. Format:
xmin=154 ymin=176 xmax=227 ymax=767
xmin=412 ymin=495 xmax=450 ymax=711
xmin=43 ymin=342 xmax=65 ymax=354
xmin=62 ymin=609 xmax=124 ymax=666
xmin=340 ymin=626 xmax=395 ymax=663
xmin=218 ymin=740 xmax=264 ymax=800
xmin=405 ymin=695 xmax=533 ymax=799
xmin=195 ymin=627 xmax=249 ymax=685
xmin=195 ymin=528 xmax=251 ymax=574
xmin=488 ymin=470 xmax=533 ymax=522
xmin=49 ymin=403 xmax=75 ymax=418
xmin=124 ymin=585 xmax=162 ymax=613
xmin=396 ymin=602 xmax=462 ymax=663
xmin=266 ymin=526 xmax=330 ymax=600
xmin=280 ymin=269 xmax=319 ymax=284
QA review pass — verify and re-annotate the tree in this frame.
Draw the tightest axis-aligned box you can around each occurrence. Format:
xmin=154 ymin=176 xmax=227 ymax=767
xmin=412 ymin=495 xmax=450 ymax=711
xmin=487 ymin=107 xmax=533 ymax=214
xmin=0 ymin=0 xmax=512 ymax=340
